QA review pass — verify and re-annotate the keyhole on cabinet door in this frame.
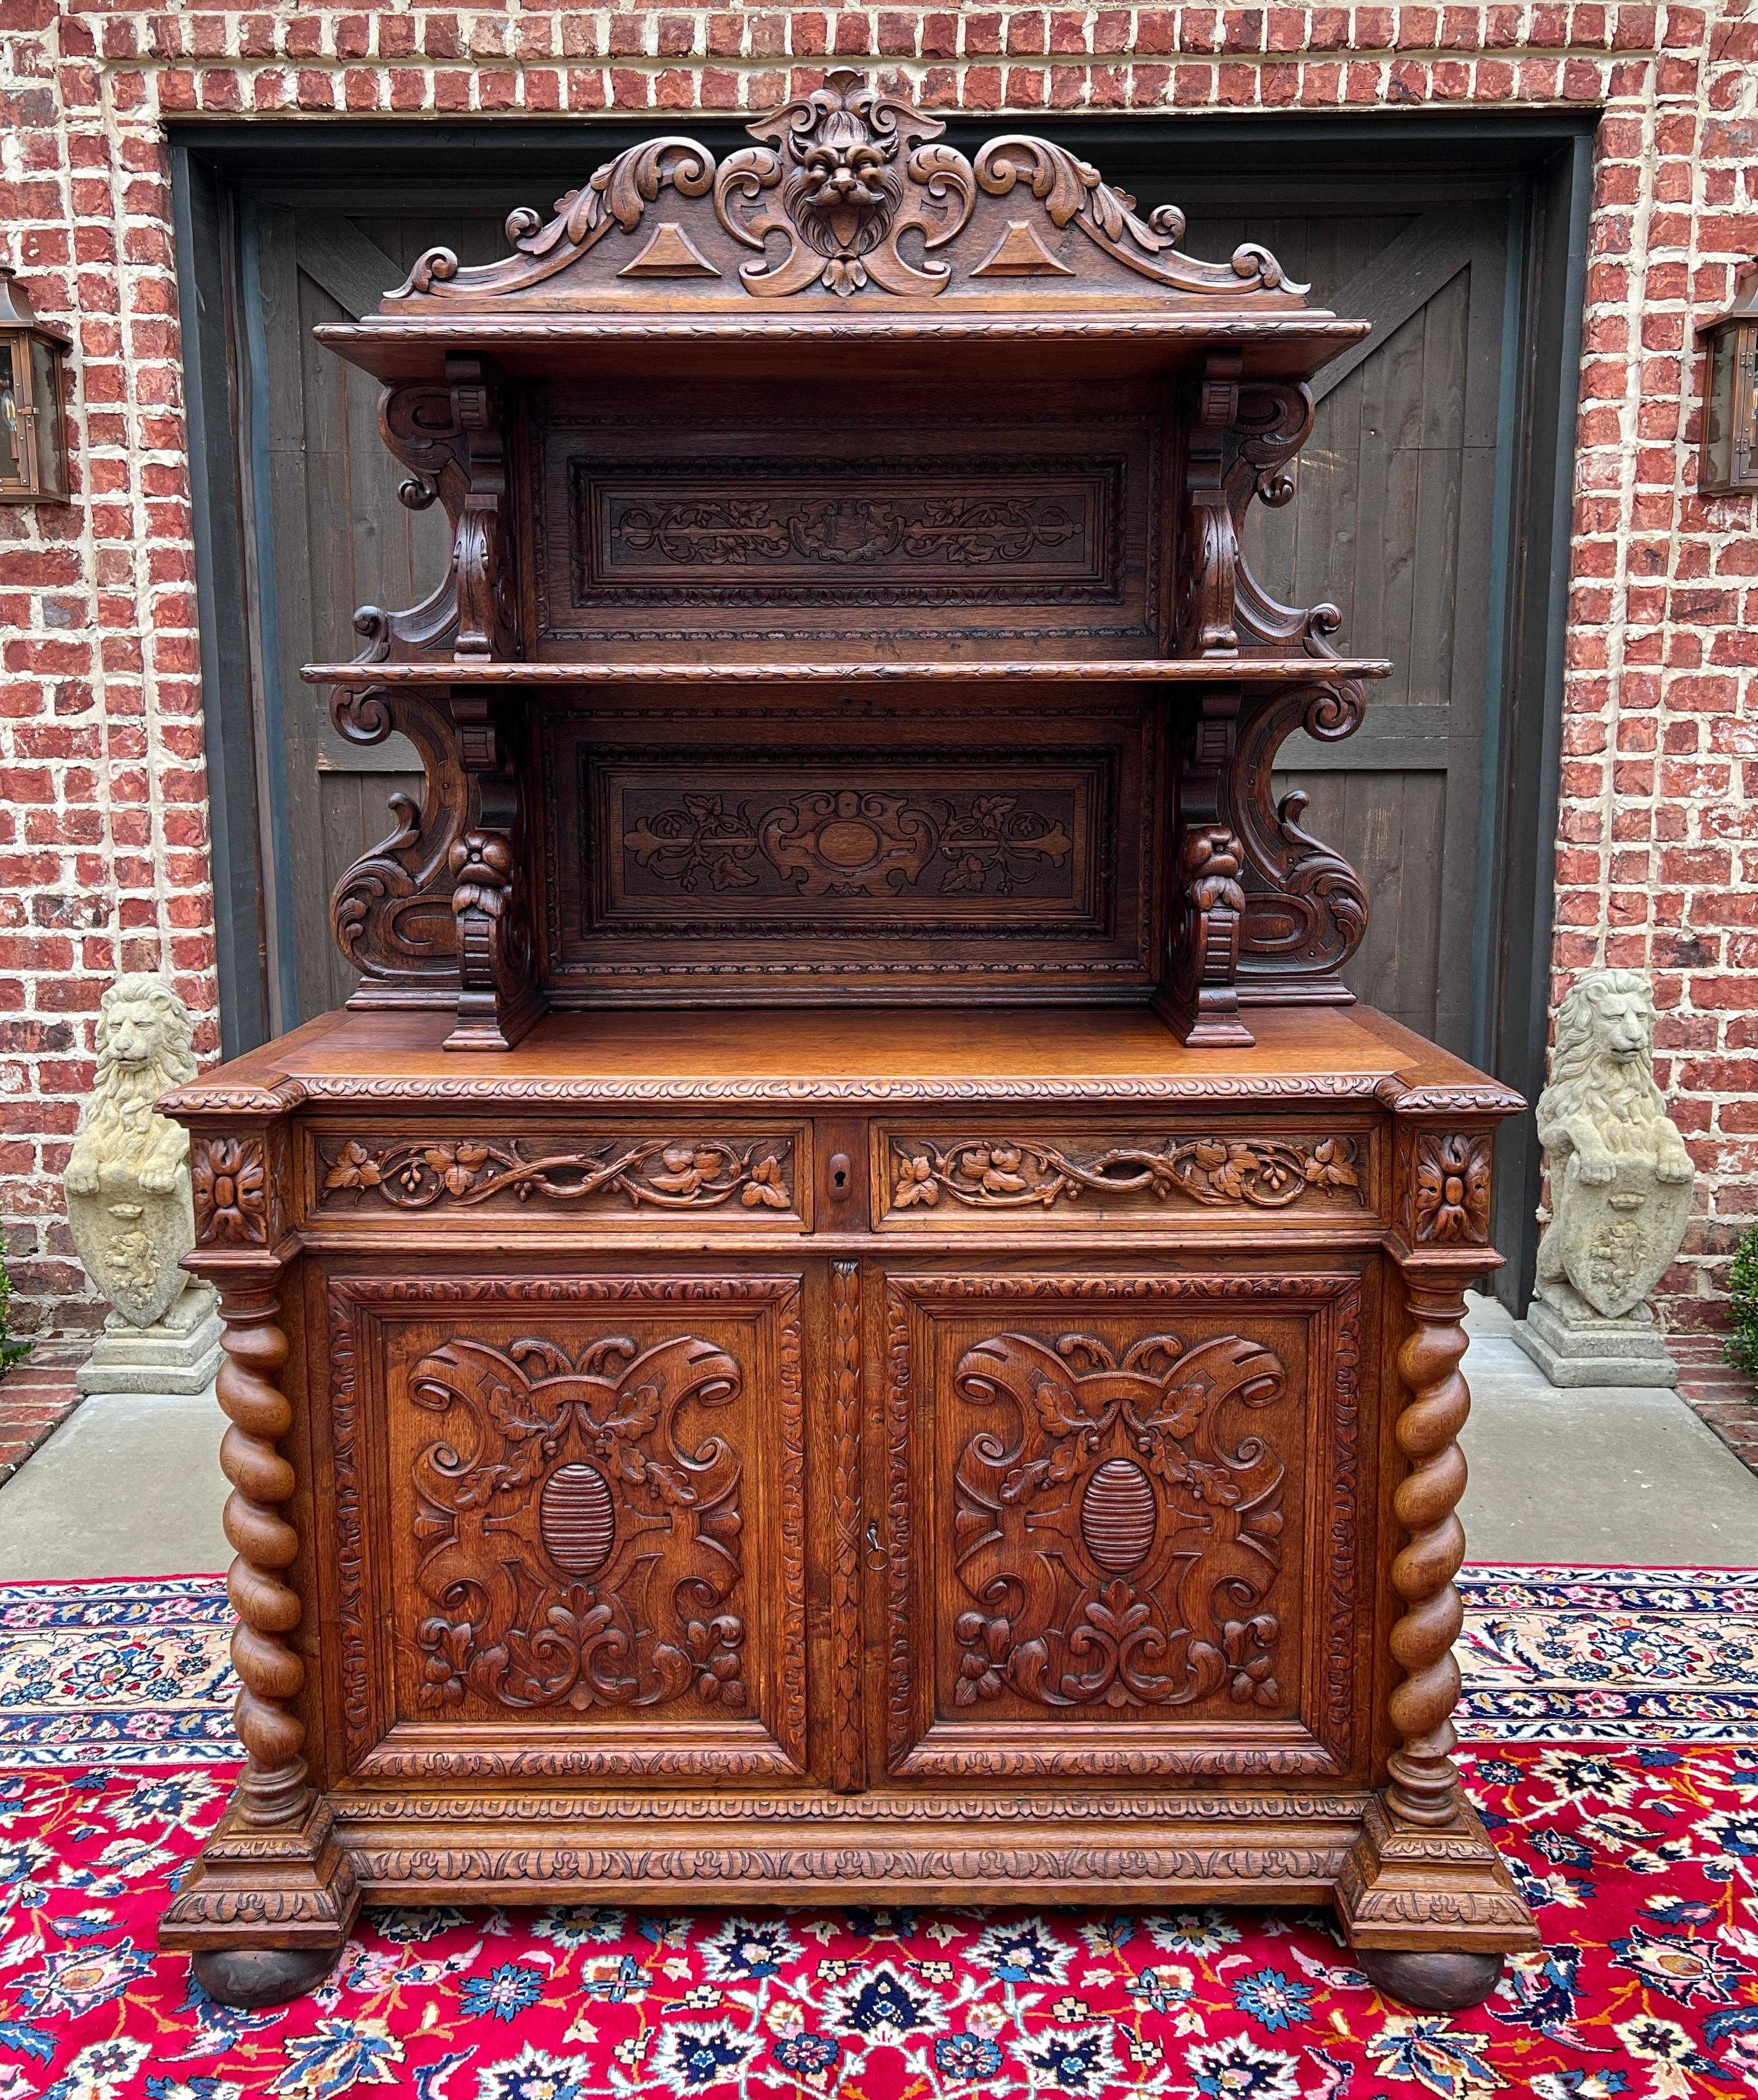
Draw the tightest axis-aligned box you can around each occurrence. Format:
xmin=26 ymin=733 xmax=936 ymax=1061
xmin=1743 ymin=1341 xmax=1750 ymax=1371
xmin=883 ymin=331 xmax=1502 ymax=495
xmin=829 ymin=1152 xmax=853 ymax=1198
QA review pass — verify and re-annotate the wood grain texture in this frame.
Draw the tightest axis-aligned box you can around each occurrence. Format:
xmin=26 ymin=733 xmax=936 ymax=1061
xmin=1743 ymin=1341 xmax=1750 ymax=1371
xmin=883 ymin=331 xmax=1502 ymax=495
xmin=159 ymin=82 xmax=1537 ymax=1990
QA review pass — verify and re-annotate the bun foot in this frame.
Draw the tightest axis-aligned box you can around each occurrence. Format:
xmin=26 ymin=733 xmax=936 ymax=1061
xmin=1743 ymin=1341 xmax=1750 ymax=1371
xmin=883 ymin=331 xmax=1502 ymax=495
xmin=192 ymin=1945 xmax=341 ymax=2008
xmin=1356 ymin=1948 xmax=1505 ymax=2011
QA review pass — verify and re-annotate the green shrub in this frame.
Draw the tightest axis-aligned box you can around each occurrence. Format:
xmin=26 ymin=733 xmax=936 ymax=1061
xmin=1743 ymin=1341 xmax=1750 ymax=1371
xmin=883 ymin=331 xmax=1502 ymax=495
xmin=0 ymin=1250 xmax=28 ymax=1375
xmin=1727 ymin=1222 xmax=1758 ymax=1383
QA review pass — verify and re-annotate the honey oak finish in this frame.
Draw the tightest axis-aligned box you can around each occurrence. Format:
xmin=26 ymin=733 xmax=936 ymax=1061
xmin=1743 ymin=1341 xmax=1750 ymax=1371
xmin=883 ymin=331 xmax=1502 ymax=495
xmin=158 ymin=73 xmax=1537 ymax=2011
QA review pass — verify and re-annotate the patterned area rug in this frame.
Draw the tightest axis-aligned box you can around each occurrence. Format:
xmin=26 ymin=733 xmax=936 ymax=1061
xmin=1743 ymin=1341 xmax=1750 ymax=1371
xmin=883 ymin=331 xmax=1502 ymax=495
xmin=0 ymin=1567 xmax=1755 ymax=2098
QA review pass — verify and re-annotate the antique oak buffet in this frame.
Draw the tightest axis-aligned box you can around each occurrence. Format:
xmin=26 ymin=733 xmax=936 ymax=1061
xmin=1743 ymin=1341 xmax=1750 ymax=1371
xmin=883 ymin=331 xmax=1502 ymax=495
xmin=159 ymin=74 xmax=1539 ymax=2012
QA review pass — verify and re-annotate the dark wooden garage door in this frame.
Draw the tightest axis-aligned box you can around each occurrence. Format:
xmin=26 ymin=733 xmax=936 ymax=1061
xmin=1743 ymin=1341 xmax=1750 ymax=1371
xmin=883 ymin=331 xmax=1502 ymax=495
xmin=238 ymin=192 xmax=1510 ymax=1059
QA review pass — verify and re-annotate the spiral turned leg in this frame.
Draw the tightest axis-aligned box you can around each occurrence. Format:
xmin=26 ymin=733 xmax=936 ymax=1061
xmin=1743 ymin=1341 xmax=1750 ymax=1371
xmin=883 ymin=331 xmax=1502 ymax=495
xmin=160 ymin=1266 xmax=356 ymax=1997
xmin=1386 ymin=1283 xmax=1470 ymax=1828
xmin=216 ymin=1282 xmax=309 ymax=1829
xmin=1333 ymin=1272 xmax=1535 ymax=1988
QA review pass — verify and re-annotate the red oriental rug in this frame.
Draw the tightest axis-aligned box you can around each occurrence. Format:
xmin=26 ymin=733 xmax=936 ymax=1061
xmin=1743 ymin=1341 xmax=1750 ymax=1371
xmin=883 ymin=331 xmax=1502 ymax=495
xmin=1 ymin=1565 xmax=1756 ymax=2098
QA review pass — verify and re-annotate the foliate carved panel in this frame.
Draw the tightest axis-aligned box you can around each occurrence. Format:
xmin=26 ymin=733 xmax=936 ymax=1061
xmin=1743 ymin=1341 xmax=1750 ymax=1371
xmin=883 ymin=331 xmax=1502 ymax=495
xmin=314 ymin=1130 xmax=802 ymax=1224
xmin=532 ymin=416 xmax=1159 ymax=652
xmin=327 ymin=1276 xmax=805 ymax=1778
xmin=607 ymin=759 xmax=1094 ymax=919
xmin=542 ymin=707 xmax=1159 ymax=999
xmin=881 ymin=1131 xmax=1365 ymax=1223
xmin=883 ymin=1274 xmax=1364 ymax=1780
xmin=1395 ymin=1127 xmax=1493 ymax=1249
xmin=192 ymin=1134 xmax=270 ymax=1248
xmin=948 ymin=1328 xmax=1288 ymax=1713
xmin=569 ymin=456 xmax=1122 ymax=605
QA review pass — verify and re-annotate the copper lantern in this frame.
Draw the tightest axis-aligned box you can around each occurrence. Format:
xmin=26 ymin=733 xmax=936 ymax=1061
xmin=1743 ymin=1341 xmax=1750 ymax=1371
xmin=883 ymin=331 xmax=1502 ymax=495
xmin=0 ymin=268 xmax=71 ymax=503
xmin=1698 ymin=258 xmax=1758 ymax=499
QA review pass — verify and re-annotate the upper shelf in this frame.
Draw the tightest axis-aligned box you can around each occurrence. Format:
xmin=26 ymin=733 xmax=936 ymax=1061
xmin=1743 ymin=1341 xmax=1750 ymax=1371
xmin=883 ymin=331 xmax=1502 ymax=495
xmin=313 ymin=70 xmax=1368 ymax=390
xmin=302 ymin=657 xmax=1393 ymax=689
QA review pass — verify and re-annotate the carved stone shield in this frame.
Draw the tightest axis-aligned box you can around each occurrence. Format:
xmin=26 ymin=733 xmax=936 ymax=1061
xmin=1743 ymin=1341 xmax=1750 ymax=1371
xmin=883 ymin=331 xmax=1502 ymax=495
xmin=66 ymin=1175 xmax=195 ymax=1330
xmin=1553 ymin=1155 xmax=1693 ymax=1320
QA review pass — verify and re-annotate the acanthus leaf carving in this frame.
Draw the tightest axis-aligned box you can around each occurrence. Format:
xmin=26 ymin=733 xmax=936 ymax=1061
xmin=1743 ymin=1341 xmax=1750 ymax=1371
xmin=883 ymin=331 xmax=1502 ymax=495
xmin=948 ymin=1328 xmax=1288 ymax=1715
xmin=407 ymin=1328 xmax=749 ymax=1716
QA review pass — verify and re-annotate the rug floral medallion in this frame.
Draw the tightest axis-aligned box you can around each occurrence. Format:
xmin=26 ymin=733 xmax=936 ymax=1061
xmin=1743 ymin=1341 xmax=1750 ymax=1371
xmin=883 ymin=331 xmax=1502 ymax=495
xmin=2 ymin=1567 xmax=1757 ymax=2099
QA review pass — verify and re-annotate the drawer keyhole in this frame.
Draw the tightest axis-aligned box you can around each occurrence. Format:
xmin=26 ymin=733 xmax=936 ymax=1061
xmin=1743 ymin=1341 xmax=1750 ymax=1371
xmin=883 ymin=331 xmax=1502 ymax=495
xmin=829 ymin=1152 xmax=853 ymax=1196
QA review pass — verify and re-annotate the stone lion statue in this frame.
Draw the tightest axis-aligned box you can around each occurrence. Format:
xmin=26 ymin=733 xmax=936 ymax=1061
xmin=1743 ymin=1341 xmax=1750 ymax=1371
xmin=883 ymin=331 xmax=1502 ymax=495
xmin=1534 ymin=968 xmax=1693 ymax=1319
xmin=65 ymin=976 xmax=200 ymax=1330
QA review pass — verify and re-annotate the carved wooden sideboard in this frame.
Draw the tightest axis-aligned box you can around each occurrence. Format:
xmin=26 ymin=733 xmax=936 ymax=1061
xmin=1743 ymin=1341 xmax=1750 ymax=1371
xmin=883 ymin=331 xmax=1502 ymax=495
xmin=159 ymin=73 xmax=1537 ymax=2012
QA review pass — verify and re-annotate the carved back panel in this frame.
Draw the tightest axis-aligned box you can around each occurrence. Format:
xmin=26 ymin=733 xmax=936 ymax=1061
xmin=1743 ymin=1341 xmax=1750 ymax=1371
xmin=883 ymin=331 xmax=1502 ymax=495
xmin=538 ymin=690 xmax=1159 ymax=1001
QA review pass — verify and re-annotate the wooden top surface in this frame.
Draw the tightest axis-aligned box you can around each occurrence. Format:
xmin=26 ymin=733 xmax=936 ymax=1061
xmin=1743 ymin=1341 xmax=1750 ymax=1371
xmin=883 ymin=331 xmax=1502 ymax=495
xmin=169 ymin=1003 xmax=1523 ymax=1116
xmin=303 ymin=658 xmax=1392 ymax=689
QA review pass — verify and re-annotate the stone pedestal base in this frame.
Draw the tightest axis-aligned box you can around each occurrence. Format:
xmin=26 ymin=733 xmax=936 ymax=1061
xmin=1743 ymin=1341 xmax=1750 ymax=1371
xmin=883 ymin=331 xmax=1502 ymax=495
xmin=1510 ymin=1281 xmax=1679 ymax=1389
xmin=76 ymin=1282 xmax=223 ymax=1396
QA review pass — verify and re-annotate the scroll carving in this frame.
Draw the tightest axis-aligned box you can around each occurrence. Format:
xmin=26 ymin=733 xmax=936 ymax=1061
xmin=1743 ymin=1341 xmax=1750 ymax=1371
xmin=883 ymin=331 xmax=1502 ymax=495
xmin=889 ymin=1134 xmax=1362 ymax=1214
xmin=380 ymin=70 xmax=1301 ymax=311
xmin=320 ymin=1134 xmax=795 ymax=1214
xmin=713 ymin=69 xmax=974 ymax=298
xmin=947 ymin=1329 xmax=1287 ymax=1716
xmin=625 ymin=784 xmax=1074 ymax=902
xmin=1228 ymin=687 xmax=1371 ymax=995
xmin=327 ymin=687 xmax=464 ymax=1001
xmin=406 ymin=1330 xmax=752 ymax=1716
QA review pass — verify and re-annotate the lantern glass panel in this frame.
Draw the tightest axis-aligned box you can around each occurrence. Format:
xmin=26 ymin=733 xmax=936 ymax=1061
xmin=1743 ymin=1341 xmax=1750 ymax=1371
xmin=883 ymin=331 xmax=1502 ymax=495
xmin=1703 ymin=326 xmax=1737 ymax=492
xmin=27 ymin=335 xmax=62 ymax=495
xmin=0 ymin=342 xmax=19 ymax=487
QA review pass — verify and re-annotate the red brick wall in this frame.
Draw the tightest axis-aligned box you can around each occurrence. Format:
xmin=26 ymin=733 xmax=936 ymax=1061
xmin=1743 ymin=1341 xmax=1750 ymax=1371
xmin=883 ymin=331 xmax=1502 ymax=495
xmin=0 ymin=3 xmax=1753 ymax=1337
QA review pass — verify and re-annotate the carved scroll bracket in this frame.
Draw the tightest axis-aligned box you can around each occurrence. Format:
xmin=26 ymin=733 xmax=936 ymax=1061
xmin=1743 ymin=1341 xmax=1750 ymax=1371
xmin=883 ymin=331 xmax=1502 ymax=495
xmin=1176 ymin=351 xmax=1242 ymax=657
xmin=328 ymin=686 xmax=464 ymax=1006
xmin=365 ymin=353 xmax=519 ymax=670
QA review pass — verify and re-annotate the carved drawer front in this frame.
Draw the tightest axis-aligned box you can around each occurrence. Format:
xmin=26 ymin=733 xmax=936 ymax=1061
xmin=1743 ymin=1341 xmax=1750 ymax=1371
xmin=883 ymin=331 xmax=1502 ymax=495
xmin=326 ymin=1274 xmax=806 ymax=1781
xmin=310 ymin=1126 xmax=808 ymax=1230
xmin=882 ymin=1271 xmax=1364 ymax=1781
xmin=877 ymin=1126 xmax=1371 ymax=1227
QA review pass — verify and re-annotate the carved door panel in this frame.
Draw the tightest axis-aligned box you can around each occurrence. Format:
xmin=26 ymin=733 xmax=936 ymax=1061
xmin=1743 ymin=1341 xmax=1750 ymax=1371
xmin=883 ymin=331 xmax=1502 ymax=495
xmin=880 ymin=1270 xmax=1366 ymax=1782
xmin=323 ymin=1273 xmax=806 ymax=1782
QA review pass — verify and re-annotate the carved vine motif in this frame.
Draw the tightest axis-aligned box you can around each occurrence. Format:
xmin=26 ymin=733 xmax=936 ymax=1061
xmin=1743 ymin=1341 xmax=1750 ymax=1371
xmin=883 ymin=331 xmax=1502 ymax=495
xmin=1408 ymin=1132 xmax=1492 ymax=1247
xmin=192 ymin=1136 xmax=269 ymax=1247
xmin=891 ymin=1134 xmax=1360 ymax=1214
xmin=615 ymin=492 xmax=1082 ymax=569
xmin=321 ymin=1135 xmax=792 ymax=1212
xmin=625 ymin=788 xmax=1073 ymax=900
xmin=950 ymin=1330 xmax=1287 ymax=1713
xmin=408 ymin=1331 xmax=748 ymax=1714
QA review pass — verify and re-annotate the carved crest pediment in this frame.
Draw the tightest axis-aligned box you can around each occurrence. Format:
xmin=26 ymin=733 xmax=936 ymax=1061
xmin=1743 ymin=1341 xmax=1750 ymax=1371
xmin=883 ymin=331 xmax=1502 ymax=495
xmin=387 ymin=68 xmax=1309 ymax=314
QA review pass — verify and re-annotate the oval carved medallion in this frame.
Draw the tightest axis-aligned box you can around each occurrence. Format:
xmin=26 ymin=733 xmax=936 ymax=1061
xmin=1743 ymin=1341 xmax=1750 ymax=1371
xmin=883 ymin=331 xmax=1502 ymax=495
xmin=540 ymin=1462 xmax=617 ymax=1576
xmin=1079 ymin=1457 xmax=1157 ymax=1574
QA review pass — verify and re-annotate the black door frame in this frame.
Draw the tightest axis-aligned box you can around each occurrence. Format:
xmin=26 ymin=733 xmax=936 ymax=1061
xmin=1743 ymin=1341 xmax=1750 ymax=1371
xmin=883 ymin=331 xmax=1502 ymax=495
xmin=168 ymin=109 xmax=1594 ymax=1312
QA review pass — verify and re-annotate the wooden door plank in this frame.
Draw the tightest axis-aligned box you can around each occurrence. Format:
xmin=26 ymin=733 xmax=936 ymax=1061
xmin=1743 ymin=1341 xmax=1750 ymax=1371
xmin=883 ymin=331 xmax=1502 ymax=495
xmin=1311 ymin=208 xmax=1481 ymax=405
xmin=293 ymin=214 xmax=406 ymax=322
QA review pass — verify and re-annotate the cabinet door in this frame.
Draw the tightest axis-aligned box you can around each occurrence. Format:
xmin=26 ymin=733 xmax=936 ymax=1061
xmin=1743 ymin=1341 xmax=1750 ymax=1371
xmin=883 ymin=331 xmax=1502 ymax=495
xmin=323 ymin=1273 xmax=806 ymax=1782
xmin=879 ymin=1270 xmax=1366 ymax=1782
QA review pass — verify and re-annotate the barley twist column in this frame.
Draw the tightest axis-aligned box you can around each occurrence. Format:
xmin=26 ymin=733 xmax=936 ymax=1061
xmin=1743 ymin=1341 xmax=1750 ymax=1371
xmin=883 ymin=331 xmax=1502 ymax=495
xmin=1386 ymin=1280 xmax=1471 ymax=1828
xmin=215 ymin=1275 xmax=310 ymax=1830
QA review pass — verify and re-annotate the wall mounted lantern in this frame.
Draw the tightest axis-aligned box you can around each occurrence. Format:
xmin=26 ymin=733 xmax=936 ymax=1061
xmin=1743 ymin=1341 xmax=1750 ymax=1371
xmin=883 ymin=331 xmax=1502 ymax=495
xmin=1698 ymin=257 xmax=1758 ymax=498
xmin=0 ymin=268 xmax=71 ymax=503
